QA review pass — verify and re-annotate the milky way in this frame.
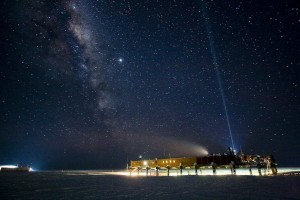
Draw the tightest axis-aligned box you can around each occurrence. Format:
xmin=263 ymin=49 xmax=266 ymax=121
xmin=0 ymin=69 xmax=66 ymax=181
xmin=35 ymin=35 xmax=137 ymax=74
xmin=0 ymin=0 xmax=299 ymax=169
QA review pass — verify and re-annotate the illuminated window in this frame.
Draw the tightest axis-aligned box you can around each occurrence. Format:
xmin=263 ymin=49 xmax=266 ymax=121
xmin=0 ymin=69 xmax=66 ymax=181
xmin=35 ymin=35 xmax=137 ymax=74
xmin=163 ymin=161 xmax=164 ymax=163
xmin=173 ymin=160 xmax=175 ymax=163
xmin=166 ymin=161 xmax=168 ymax=163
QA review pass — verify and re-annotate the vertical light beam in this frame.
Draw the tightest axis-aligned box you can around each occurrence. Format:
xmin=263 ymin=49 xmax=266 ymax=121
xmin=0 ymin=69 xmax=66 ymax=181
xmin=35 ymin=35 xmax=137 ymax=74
xmin=200 ymin=1 xmax=235 ymax=150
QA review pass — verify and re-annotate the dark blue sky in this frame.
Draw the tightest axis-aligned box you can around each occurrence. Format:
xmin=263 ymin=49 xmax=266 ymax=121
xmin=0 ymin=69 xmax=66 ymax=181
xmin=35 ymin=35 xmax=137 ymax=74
xmin=0 ymin=0 xmax=299 ymax=169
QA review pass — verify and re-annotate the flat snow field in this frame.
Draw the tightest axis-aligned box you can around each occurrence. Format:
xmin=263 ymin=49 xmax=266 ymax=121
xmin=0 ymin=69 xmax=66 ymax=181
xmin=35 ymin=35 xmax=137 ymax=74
xmin=1 ymin=168 xmax=300 ymax=200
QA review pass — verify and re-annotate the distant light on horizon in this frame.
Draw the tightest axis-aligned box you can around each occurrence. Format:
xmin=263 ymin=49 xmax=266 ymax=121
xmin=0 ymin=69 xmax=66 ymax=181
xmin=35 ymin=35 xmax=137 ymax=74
xmin=0 ymin=165 xmax=18 ymax=169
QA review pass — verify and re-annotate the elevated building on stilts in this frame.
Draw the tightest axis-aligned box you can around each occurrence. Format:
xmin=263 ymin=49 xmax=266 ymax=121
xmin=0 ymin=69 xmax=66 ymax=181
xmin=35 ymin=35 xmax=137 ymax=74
xmin=129 ymin=147 xmax=277 ymax=176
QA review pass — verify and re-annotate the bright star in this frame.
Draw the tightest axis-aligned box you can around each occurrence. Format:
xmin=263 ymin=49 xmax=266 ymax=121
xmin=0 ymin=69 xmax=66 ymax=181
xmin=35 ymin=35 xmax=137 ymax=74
xmin=118 ymin=58 xmax=123 ymax=63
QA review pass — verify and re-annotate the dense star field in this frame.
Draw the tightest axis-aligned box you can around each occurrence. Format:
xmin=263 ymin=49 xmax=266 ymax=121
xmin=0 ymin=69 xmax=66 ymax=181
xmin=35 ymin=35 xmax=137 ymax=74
xmin=0 ymin=0 xmax=299 ymax=169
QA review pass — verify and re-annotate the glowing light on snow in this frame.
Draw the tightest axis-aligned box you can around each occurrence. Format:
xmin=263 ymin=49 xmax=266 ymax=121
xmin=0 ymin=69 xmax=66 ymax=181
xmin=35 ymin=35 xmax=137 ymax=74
xmin=64 ymin=167 xmax=300 ymax=177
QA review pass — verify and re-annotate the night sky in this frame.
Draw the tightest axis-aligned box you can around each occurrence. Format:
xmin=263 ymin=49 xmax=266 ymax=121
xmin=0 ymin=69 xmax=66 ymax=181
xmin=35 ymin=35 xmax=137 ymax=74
xmin=0 ymin=0 xmax=299 ymax=170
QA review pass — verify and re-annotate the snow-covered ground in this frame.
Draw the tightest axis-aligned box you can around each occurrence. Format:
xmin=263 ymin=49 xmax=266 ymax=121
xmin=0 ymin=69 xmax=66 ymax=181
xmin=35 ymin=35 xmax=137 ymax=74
xmin=1 ymin=168 xmax=300 ymax=199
